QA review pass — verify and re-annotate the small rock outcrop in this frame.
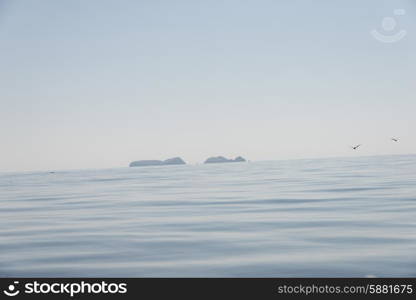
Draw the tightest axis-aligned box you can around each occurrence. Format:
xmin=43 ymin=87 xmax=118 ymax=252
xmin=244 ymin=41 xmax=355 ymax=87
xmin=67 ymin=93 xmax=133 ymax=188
xmin=129 ymin=157 xmax=186 ymax=167
xmin=204 ymin=156 xmax=247 ymax=164
xmin=163 ymin=157 xmax=186 ymax=165
xmin=233 ymin=156 xmax=246 ymax=162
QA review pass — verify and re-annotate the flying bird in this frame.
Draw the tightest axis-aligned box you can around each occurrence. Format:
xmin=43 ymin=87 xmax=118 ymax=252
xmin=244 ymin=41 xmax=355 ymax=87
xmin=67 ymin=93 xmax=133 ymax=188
xmin=391 ymin=137 xmax=399 ymax=142
xmin=351 ymin=144 xmax=361 ymax=150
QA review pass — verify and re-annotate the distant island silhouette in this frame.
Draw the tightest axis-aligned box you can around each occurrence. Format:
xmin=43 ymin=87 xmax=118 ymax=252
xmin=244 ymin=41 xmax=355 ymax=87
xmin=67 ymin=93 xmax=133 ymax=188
xmin=204 ymin=156 xmax=246 ymax=164
xmin=129 ymin=157 xmax=186 ymax=167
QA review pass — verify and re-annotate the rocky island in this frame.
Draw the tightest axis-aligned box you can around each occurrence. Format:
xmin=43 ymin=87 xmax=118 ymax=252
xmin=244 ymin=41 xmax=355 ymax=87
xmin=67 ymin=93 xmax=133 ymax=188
xmin=129 ymin=157 xmax=186 ymax=167
xmin=204 ymin=156 xmax=246 ymax=164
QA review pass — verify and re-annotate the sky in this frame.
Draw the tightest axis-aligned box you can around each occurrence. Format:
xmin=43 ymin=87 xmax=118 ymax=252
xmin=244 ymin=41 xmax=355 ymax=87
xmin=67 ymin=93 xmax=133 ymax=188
xmin=0 ymin=0 xmax=415 ymax=172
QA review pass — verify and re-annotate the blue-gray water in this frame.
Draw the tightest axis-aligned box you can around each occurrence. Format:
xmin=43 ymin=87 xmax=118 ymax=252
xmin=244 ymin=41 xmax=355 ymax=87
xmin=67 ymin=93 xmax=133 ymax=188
xmin=1 ymin=155 xmax=415 ymax=277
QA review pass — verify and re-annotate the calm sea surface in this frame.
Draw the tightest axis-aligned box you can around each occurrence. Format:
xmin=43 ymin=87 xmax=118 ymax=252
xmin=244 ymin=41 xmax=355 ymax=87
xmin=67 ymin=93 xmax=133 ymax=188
xmin=1 ymin=155 xmax=415 ymax=277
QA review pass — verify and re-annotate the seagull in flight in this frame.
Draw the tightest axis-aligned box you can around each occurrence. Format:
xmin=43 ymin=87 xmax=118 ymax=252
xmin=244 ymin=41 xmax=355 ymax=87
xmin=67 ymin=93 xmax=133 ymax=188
xmin=391 ymin=137 xmax=399 ymax=142
xmin=351 ymin=144 xmax=361 ymax=150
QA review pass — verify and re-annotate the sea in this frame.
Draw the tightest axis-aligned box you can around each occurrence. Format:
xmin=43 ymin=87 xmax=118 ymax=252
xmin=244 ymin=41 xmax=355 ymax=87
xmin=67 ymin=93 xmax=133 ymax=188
xmin=1 ymin=155 xmax=415 ymax=277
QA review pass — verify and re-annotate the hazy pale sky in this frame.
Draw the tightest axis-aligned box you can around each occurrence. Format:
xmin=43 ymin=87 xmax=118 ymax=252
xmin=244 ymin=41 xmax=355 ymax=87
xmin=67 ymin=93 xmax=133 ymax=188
xmin=0 ymin=0 xmax=415 ymax=172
